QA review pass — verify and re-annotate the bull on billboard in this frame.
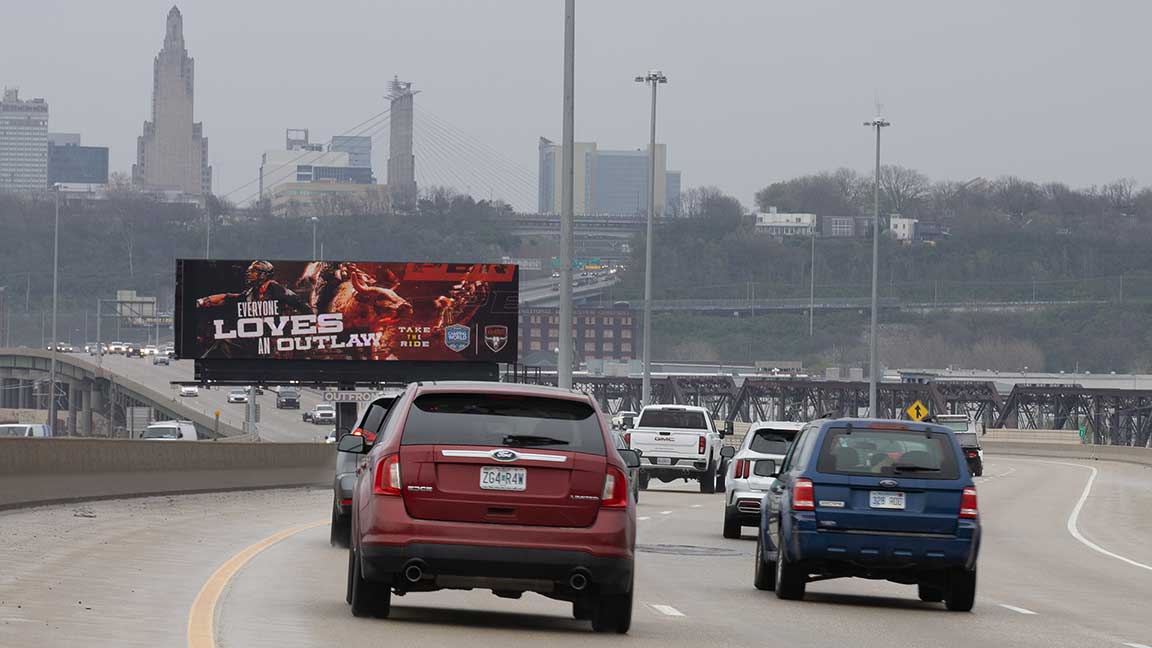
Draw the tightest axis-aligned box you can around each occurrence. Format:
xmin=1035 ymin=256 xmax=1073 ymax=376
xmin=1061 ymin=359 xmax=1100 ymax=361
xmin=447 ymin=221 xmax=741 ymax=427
xmin=175 ymin=260 xmax=518 ymax=363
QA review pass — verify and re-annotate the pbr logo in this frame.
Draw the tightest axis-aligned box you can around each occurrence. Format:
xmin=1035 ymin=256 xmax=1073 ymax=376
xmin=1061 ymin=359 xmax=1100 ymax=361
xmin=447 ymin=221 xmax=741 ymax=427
xmin=444 ymin=324 xmax=471 ymax=352
xmin=484 ymin=325 xmax=509 ymax=353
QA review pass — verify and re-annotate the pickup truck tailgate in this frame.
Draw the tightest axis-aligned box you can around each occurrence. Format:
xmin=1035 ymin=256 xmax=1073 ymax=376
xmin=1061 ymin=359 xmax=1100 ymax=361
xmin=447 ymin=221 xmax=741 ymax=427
xmin=631 ymin=429 xmax=704 ymax=457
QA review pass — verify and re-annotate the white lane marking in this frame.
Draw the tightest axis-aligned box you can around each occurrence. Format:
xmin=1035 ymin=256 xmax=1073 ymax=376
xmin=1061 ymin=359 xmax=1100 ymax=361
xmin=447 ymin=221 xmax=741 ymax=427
xmin=648 ymin=604 xmax=686 ymax=617
xmin=660 ymin=510 xmax=673 ymax=515
xmin=999 ymin=604 xmax=1038 ymax=615
xmin=691 ymin=504 xmax=703 ymax=508
xmin=638 ymin=516 xmax=651 ymax=521
xmin=1006 ymin=459 xmax=1152 ymax=573
xmin=1122 ymin=643 xmax=1152 ymax=648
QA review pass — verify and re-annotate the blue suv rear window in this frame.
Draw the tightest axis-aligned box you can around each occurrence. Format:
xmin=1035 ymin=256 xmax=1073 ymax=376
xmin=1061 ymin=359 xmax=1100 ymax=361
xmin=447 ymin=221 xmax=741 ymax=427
xmin=816 ymin=427 xmax=960 ymax=480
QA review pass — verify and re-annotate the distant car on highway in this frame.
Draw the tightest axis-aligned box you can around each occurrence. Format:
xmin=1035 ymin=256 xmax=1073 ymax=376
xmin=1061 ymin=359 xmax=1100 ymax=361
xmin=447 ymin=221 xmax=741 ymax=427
xmin=108 ymin=341 xmax=127 ymax=354
xmin=935 ymin=415 xmax=984 ymax=476
xmin=141 ymin=420 xmax=198 ymax=441
xmin=722 ymin=421 xmax=804 ymax=538
xmin=303 ymin=403 xmax=335 ymax=424
xmin=179 ymin=385 xmax=199 ymax=397
xmin=276 ymin=387 xmax=301 ymax=409
xmin=613 ymin=431 xmax=640 ymax=502
xmin=142 ymin=345 xmax=158 ymax=356
xmin=611 ymin=410 xmax=638 ymax=431
xmin=126 ymin=344 xmax=143 ymax=358
xmin=755 ymin=418 xmax=980 ymax=611
xmin=340 ymin=382 xmax=639 ymax=632
xmin=152 ymin=354 xmax=170 ymax=366
xmin=330 ymin=391 xmax=403 ymax=548
xmin=227 ymin=388 xmax=249 ymax=404
xmin=45 ymin=343 xmax=74 ymax=353
xmin=0 ymin=423 xmax=53 ymax=438
xmin=163 ymin=344 xmax=175 ymax=358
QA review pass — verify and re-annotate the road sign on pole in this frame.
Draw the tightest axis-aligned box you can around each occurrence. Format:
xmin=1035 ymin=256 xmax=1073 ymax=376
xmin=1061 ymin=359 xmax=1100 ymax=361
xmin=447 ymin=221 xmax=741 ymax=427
xmin=906 ymin=400 xmax=929 ymax=422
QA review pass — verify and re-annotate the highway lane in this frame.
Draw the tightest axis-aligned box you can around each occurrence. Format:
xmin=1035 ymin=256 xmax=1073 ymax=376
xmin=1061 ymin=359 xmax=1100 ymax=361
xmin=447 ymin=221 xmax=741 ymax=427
xmin=89 ymin=354 xmax=339 ymax=442
xmin=0 ymin=458 xmax=1149 ymax=647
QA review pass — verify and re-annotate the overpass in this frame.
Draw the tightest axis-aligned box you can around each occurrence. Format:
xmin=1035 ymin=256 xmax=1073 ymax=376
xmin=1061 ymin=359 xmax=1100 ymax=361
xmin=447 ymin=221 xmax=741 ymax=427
xmin=0 ymin=348 xmax=243 ymax=439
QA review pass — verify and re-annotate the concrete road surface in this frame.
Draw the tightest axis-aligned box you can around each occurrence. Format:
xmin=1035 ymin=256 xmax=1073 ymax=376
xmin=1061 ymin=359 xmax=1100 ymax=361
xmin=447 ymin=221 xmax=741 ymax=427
xmin=1 ymin=458 xmax=1150 ymax=647
xmin=92 ymin=354 xmax=340 ymax=442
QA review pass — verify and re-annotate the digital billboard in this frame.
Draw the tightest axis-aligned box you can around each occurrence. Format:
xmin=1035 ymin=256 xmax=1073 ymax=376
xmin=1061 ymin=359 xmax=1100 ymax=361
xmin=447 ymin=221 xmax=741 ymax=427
xmin=175 ymin=260 xmax=518 ymax=364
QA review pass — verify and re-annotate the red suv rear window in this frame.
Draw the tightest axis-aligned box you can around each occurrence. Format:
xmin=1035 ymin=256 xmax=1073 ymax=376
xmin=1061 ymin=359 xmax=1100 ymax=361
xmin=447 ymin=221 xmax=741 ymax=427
xmin=401 ymin=393 xmax=606 ymax=454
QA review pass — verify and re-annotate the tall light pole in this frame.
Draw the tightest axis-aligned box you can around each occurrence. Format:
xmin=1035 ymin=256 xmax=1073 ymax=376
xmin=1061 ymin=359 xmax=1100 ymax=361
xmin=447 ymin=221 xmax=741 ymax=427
xmin=808 ymin=225 xmax=816 ymax=337
xmin=636 ymin=69 xmax=666 ymax=407
xmin=48 ymin=185 xmax=61 ymax=435
xmin=864 ymin=116 xmax=890 ymax=416
xmin=557 ymin=0 xmax=576 ymax=389
xmin=204 ymin=209 xmax=211 ymax=258
xmin=310 ymin=216 xmax=319 ymax=260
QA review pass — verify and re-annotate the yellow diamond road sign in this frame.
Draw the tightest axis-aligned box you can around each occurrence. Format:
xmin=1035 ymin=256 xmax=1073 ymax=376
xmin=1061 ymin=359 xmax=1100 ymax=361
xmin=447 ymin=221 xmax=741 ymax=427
xmin=906 ymin=400 xmax=929 ymax=422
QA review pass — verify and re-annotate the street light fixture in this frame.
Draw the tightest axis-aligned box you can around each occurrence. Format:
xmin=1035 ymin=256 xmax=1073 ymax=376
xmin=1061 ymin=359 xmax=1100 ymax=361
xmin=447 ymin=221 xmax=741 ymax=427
xmin=864 ymin=115 xmax=890 ymax=416
xmin=635 ymin=69 xmax=667 ymax=407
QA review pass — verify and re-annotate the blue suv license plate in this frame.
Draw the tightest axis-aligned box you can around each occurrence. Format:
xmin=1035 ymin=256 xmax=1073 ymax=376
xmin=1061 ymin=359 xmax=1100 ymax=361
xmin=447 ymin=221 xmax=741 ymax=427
xmin=869 ymin=491 xmax=906 ymax=509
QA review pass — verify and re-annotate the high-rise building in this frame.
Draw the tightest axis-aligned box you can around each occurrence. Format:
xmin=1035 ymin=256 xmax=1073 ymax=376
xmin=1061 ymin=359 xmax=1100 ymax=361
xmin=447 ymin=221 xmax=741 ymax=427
xmin=330 ymin=135 xmax=372 ymax=168
xmin=0 ymin=88 xmax=49 ymax=194
xmin=48 ymin=133 xmax=109 ymax=186
xmin=538 ymin=138 xmax=597 ymax=215
xmin=132 ymin=6 xmax=211 ymax=198
xmin=386 ymin=77 xmax=418 ymax=210
xmin=538 ymin=138 xmax=677 ymax=216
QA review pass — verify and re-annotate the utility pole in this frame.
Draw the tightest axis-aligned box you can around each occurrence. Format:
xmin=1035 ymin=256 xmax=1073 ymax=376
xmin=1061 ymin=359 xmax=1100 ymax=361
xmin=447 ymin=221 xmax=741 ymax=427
xmin=49 ymin=185 xmax=61 ymax=435
xmin=205 ymin=208 xmax=211 ymax=258
xmin=636 ymin=69 xmax=667 ymax=407
xmin=809 ymin=227 xmax=816 ymax=336
xmin=311 ymin=216 xmax=319 ymax=260
xmin=557 ymin=0 xmax=576 ymax=390
xmin=864 ymin=115 xmax=890 ymax=417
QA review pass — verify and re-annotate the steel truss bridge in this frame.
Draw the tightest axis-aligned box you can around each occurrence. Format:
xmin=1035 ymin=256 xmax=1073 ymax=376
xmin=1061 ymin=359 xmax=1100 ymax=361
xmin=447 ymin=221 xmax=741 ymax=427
xmin=503 ymin=369 xmax=1152 ymax=446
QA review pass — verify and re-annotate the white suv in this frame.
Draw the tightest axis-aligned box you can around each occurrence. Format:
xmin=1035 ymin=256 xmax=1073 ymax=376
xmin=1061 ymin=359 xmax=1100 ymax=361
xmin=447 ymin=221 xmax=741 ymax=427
xmin=722 ymin=421 xmax=805 ymax=538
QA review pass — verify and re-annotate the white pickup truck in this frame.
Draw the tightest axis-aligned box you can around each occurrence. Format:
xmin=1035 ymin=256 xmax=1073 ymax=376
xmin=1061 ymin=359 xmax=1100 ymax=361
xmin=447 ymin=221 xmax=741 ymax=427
xmin=628 ymin=404 xmax=728 ymax=493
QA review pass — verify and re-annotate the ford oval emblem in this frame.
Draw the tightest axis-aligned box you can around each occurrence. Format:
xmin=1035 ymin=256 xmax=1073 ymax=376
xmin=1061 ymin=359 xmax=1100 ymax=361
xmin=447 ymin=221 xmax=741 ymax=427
xmin=879 ymin=479 xmax=899 ymax=488
xmin=491 ymin=449 xmax=518 ymax=462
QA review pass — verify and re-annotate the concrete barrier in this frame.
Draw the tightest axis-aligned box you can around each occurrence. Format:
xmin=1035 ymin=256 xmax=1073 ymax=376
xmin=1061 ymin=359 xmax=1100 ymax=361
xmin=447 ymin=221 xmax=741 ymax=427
xmin=983 ymin=441 xmax=1152 ymax=468
xmin=0 ymin=437 xmax=335 ymax=510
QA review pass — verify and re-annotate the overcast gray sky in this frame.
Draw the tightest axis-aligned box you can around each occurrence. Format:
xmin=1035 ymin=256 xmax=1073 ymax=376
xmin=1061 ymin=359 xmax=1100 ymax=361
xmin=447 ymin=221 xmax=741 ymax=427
xmin=4 ymin=0 xmax=1149 ymax=209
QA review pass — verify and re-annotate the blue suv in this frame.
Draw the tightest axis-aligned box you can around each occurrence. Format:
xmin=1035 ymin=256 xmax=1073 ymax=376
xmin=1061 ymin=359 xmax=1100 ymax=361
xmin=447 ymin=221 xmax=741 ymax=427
xmin=755 ymin=419 xmax=980 ymax=611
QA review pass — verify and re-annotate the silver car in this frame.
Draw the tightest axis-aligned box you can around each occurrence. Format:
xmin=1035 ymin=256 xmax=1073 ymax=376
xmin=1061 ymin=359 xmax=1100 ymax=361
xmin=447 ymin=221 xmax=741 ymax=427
xmin=722 ymin=421 xmax=805 ymax=539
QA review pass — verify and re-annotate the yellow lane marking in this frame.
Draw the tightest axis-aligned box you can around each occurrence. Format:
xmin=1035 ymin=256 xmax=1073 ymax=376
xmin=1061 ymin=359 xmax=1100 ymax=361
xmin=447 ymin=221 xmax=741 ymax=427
xmin=187 ymin=519 xmax=328 ymax=648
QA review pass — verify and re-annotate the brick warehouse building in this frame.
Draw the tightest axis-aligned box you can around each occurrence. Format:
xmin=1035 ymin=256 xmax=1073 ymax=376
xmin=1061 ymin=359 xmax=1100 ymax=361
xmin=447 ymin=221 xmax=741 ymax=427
xmin=518 ymin=307 xmax=639 ymax=363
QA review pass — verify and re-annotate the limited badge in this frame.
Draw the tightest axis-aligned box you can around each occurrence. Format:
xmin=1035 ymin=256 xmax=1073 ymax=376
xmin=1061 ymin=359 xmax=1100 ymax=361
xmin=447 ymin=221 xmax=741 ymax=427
xmin=444 ymin=324 xmax=470 ymax=352
xmin=484 ymin=325 xmax=509 ymax=353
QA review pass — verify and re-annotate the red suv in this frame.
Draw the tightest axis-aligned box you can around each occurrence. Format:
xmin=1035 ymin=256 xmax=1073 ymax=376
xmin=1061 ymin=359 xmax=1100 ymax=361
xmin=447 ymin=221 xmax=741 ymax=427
xmin=340 ymin=381 xmax=640 ymax=633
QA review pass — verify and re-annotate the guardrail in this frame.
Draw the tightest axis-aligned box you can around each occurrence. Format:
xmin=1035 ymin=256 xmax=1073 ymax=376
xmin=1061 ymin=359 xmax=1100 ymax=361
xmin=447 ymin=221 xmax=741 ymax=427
xmin=0 ymin=437 xmax=334 ymax=510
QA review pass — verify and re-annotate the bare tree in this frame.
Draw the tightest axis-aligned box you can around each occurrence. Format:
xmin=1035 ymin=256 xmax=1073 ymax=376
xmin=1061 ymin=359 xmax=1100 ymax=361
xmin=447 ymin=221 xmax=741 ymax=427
xmin=1101 ymin=177 xmax=1137 ymax=215
xmin=878 ymin=165 xmax=929 ymax=215
xmin=991 ymin=176 xmax=1042 ymax=219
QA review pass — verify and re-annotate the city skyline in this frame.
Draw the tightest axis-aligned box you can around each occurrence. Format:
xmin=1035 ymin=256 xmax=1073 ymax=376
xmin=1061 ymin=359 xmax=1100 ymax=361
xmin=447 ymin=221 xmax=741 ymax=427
xmin=1 ymin=1 xmax=1149 ymax=207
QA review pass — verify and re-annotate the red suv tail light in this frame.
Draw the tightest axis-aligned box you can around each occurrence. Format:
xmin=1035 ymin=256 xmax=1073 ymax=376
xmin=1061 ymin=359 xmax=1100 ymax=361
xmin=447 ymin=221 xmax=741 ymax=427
xmin=959 ymin=486 xmax=978 ymax=519
xmin=792 ymin=478 xmax=815 ymax=511
xmin=698 ymin=436 xmax=706 ymax=454
xmin=601 ymin=466 xmax=629 ymax=508
xmin=373 ymin=454 xmax=402 ymax=496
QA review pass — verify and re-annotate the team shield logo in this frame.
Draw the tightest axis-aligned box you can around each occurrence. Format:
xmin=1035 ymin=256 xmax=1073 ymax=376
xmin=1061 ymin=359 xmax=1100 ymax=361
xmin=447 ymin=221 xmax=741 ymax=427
xmin=484 ymin=325 xmax=509 ymax=353
xmin=444 ymin=324 xmax=471 ymax=352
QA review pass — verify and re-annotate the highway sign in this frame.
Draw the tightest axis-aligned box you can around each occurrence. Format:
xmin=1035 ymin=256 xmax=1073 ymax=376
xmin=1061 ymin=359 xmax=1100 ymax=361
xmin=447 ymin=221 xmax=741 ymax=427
xmin=906 ymin=400 xmax=929 ymax=422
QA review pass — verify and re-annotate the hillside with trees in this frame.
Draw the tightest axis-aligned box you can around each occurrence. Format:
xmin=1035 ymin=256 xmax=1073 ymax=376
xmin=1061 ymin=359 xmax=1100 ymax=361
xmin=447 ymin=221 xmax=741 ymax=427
xmin=622 ymin=169 xmax=1152 ymax=372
